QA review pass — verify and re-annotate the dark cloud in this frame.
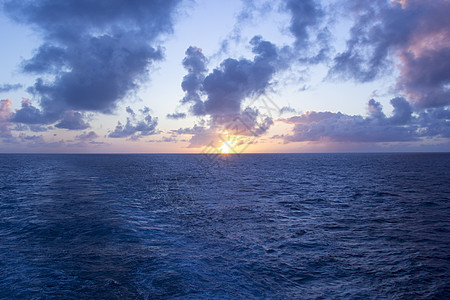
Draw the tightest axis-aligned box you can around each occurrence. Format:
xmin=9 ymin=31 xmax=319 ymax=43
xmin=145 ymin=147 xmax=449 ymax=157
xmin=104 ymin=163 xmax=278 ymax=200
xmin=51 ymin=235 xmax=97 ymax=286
xmin=11 ymin=98 xmax=49 ymax=124
xmin=398 ymin=42 xmax=450 ymax=108
xmin=25 ymin=39 xmax=162 ymax=115
xmin=172 ymin=1 xmax=335 ymax=149
xmin=55 ymin=110 xmax=90 ymax=130
xmin=390 ymin=96 xmax=413 ymax=125
xmin=2 ymin=0 xmax=182 ymax=121
xmin=283 ymin=112 xmax=415 ymax=144
xmin=416 ymin=107 xmax=450 ymax=139
xmin=166 ymin=112 xmax=186 ymax=120
xmin=0 ymin=83 xmax=23 ymax=93
xmin=180 ymin=37 xmax=284 ymax=119
xmin=180 ymin=46 xmax=208 ymax=116
xmin=329 ymin=1 xmax=405 ymax=82
xmin=203 ymin=36 xmax=280 ymax=118
xmin=367 ymin=99 xmax=385 ymax=119
xmin=329 ymin=0 xmax=450 ymax=108
xmin=284 ymin=0 xmax=330 ymax=63
xmin=109 ymin=106 xmax=158 ymax=139
xmin=176 ymin=37 xmax=287 ymax=147
xmin=281 ymin=97 xmax=450 ymax=143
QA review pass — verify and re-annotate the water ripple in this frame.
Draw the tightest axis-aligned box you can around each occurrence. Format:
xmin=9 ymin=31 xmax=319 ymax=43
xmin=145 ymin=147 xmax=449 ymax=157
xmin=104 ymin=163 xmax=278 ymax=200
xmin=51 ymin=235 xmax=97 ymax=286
xmin=0 ymin=153 xmax=449 ymax=298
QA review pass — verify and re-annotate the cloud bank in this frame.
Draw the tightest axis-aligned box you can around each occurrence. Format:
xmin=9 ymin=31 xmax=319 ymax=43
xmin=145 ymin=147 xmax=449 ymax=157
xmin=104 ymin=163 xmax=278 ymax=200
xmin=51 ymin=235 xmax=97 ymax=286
xmin=281 ymin=98 xmax=450 ymax=143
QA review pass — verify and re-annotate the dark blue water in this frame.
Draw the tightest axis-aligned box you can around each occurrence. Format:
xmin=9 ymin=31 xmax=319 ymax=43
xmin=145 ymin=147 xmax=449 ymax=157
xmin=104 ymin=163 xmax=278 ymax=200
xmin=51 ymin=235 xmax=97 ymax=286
xmin=0 ymin=153 xmax=449 ymax=299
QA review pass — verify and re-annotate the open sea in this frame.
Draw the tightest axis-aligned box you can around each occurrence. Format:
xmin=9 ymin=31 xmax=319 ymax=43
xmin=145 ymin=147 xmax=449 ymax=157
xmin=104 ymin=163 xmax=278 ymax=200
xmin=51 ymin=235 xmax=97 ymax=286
xmin=0 ymin=153 xmax=449 ymax=299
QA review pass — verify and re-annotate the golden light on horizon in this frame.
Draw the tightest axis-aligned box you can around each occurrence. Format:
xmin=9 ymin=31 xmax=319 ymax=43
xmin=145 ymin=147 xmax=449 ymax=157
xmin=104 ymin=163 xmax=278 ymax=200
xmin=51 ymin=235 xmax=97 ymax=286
xmin=219 ymin=140 xmax=236 ymax=154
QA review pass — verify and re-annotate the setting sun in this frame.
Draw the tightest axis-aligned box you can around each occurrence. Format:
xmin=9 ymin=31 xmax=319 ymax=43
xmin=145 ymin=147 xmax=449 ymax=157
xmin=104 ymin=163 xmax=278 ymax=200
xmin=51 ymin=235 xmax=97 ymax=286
xmin=219 ymin=140 xmax=236 ymax=154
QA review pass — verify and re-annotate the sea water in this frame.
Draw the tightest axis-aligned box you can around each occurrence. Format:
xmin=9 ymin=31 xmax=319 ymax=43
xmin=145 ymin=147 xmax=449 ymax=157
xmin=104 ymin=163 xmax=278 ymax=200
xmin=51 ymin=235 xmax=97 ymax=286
xmin=0 ymin=153 xmax=449 ymax=298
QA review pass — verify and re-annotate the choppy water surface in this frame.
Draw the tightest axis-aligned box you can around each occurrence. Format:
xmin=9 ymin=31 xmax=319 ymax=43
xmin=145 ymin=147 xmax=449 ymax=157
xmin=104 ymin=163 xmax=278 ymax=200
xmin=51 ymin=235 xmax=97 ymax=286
xmin=0 ymin=153 xmax=449 ymax=299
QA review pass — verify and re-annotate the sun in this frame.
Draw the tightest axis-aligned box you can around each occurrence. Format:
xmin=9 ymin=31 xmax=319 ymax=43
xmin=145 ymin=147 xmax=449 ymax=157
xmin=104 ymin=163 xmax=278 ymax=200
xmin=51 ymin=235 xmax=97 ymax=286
xmin=219 ymin=140 xmax=236 ymax=154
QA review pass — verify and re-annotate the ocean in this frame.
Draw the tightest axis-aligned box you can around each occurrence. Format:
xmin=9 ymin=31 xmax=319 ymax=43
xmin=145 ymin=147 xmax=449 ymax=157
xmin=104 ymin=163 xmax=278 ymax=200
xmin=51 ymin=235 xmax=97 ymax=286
xmin=0 ymin=153 xmax=449 ymax=299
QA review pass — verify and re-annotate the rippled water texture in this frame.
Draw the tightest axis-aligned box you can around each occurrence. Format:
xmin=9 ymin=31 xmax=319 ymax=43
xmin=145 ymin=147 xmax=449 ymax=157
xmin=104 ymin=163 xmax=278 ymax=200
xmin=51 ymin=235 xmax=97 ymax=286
xmin=0 ymin=153 xmax=449 ymax=298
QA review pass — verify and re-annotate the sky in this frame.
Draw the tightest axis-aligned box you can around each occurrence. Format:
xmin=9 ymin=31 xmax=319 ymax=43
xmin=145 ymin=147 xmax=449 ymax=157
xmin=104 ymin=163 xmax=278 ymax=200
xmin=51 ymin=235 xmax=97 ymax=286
xmin=0 ymin=0 xmax=449 ymax=153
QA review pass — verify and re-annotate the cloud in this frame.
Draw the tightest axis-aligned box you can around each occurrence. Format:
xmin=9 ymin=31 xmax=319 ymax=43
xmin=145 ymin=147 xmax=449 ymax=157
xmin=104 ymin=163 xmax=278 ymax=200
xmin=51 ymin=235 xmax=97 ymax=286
xmin=166 ymin=112 xmax=186 ymax=120
xmin=13 ymin=123 xmax=51 ymax=132
xmin=11 ymin=98 xmax=49 ymax=124
xmin=18 ymin=133 xmax=45 ymax=144
xmin=2 ymin=0 xmax=182 ymax=121
xmin=281 ymin=97 xmax=450 ymax=144
xmin=280 ymin=106 xmax=297 ymax=115
xmin=181 ymin=37 xmax=284 ymax=119
xmin=10 ymin=94 xmax=90 ymax=131
xmin=0 ymin=99 xmax=13 ymax=138
xmin=147 ymin=136 xmax=179 ymax=143
xmin=76 ymin=131 xmax=98 ymax=141
xmin=171 ymin=124 xmax=205 ymax=135
xmin=0 ymin=83 xmax=22 ymax=93
xmin=329 ymin=0 xmax=450 ymax=108
xmin=55 ymin=110 xmax=90 ymax=130
xmin=283 ymin=0 xmax=330 ymax=62
xmin=180 ymin=46 xmax=208 ymax=116
xmin=176 ymin=37 xmax=288 ymax=147
xmin=416 ymin=107 xmax=450 ymax=139
xmin=220 ymin=106 xmax=274 ymax=137
xmin=109 ymin=107 xmax=158 ymax=139
xmin=367 ymin=98 xmax=385 ymax=119
xmin=173 ymin=1 xmax=336 ymax=149
xmin=183 ymin=127 xmax=220 ymax=148
xmin=203 ymin=36 xmax=282 ymax=118
xmin=74 ymin=130 xmax=106 ymax=145
xmin=217 ymin=0 xmax=274 ymax=55
xmin=236 ymin=0 xmax=274 ymax=25
xmin=390 ymin=96 xmax=413 ymax=125
xmin=170 ymin=125 xmax=221 ymax=148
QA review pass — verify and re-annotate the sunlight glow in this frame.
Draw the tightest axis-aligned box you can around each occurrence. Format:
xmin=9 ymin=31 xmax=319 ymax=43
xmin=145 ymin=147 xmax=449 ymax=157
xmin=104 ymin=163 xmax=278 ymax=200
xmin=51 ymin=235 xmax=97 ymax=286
xmin=219 ymin=140 xmax=236 ymax=154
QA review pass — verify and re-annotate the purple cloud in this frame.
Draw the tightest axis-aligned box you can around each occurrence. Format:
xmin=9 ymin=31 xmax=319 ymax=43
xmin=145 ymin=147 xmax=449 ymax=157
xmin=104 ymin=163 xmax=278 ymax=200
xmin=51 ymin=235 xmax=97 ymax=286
xmin=2 ymin=0 xmax=182 ymax=124
xmin=11 ymin=98 xmax=49 ymax=124
xmin=329 ymin=0 xmax=450 ymax=108
xmin=55 ymin=111 xmax=90 ymax=130
xmin=180 ymin=46 xmax=208 ymax=116
xmin=281 ymin=97 xmax=450 ymax=144
xmin=176 ymin=37 xmax=287 ymax=147
xmin=284 ymin=0 xmax=330 ymax=63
